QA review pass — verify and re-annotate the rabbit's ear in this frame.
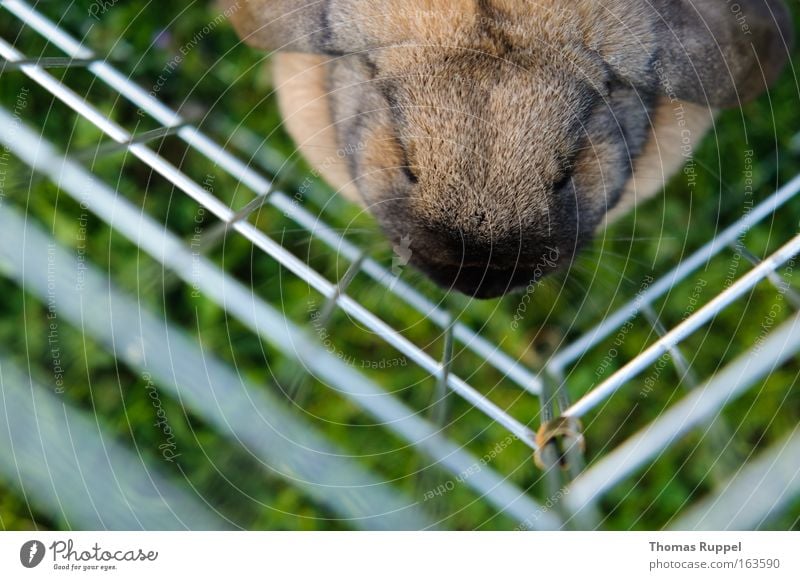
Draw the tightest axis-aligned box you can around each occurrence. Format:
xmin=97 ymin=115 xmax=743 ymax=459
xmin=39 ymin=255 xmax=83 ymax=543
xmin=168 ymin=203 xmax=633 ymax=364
xmin=655 ymin=0 xmax=793 ymax=107
xmin=223 ymin=0 xmax=337 ymax=54
xmin=224 ymin=0 xmax=477 ymax=55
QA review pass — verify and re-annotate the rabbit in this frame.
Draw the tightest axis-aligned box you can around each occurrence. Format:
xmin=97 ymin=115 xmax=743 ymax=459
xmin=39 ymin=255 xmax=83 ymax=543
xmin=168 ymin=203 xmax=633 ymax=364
xmin=223 ymin=0 xmax=793 ymax=298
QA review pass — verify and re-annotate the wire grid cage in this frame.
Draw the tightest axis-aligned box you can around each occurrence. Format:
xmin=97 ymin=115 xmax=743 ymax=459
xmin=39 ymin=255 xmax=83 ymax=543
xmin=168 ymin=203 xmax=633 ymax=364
xmin=0 ymin=0 xmax=799 ymax=531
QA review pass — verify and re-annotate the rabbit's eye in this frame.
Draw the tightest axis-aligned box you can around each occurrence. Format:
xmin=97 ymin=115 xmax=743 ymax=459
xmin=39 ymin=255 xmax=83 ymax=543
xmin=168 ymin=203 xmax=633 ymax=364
xmin=390 ymin=134 xmax=418 ymax=184
xmin=400 ymin=165 xmax=419 ymax=184
xmin=553 ymin=172 xmax=573 ymax=193
xmin=553 ymin=150 xmax=580 ymax=193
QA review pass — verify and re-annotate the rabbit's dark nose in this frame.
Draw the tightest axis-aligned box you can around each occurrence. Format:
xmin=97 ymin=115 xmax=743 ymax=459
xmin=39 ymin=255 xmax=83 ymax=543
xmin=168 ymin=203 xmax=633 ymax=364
xmin=394 ymin=223 xmax=567 ymax=298
xmin=421 ymin=262 xmax=537 ymax=299
xmin=379 ymin=200 xmax=576 ymax=298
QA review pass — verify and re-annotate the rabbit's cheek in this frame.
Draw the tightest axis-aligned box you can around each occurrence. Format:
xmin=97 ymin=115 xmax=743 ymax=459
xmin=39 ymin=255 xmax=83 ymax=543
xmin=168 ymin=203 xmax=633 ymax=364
xmin=567 ymin=84 xmax=658 ymax=226
xmin=352 ymin=122 xmax=413 ymax=205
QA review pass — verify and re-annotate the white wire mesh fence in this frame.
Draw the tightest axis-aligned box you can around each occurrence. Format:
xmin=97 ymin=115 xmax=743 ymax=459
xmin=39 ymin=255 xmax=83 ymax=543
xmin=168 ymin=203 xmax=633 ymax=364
xmin=1 ymin=0 xmax=799 ymax=530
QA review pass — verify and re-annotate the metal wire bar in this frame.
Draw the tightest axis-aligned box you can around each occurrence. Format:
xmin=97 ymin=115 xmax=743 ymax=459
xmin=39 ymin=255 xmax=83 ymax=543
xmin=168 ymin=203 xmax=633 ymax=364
xmin=71 ymin=122 xmax=190 ymax=162
xmin=733 ymin=241 xmax=800 ymax=309
xmin=0 ymin=56 xmax=98 ymax=71
xmin=641 ymin=304 xmax=741 ymax=476
xmin=550 ymin=173 xmax=800 ymax=373
xmin=286 ymin=251 xmax=367 ymax=402
xmin=535 ymin=376 xmax=586 ymax=524
xmin=319 ymin=251 xmax=368 ymax=324
xmin=671 ymin=426 xmax=800 ymax=530
xmin=0 ymin=357 xmax=226 ymax=530
xmin=0 ymin=107 xmax=558 ymax=529
xmin=139 ymin=172 xmax=298 ymax=297
xmin=565 ymin=312 xmax=800 ymax=516
xmin=641 ymin=305 xmax=699 ymax=387
xmin=431 ymin=321 xmax=456 ymax=426
xmin=0 ymin=0 xmax=542 ymax=397
xmin=0 ymin=205 xmax=436 ymax=530
xmin=0 ymin=33 xmax=536 ymax=447
xmin=414 ymin=322 xmax=456 ymax=513
xmin=564 ymin=232 xmax=800 ymax=419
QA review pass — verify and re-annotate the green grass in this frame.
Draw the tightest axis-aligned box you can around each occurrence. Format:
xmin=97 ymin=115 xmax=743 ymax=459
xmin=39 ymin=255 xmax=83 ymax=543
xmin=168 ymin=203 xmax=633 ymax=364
xmin=0 ymin=0 xmax=799 ymax=530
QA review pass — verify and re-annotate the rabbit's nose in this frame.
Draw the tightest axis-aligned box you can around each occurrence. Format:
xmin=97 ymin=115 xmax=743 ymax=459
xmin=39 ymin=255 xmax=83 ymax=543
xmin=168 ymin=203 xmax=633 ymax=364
xmin=398 ymin=225 xmax=560 ymax=298
xmin=419 ymin=262 xmax=536 ymax=299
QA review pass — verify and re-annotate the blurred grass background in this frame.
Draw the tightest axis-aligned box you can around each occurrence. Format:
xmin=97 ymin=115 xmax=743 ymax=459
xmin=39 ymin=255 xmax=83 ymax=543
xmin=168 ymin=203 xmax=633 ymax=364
xmin=0 ymin=0 xmax=798 ymax=530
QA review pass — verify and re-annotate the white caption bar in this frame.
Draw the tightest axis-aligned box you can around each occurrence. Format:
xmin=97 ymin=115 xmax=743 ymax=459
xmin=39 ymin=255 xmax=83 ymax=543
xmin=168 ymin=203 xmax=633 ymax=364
xmin=0 ymin=532 xmax=798 ymax=578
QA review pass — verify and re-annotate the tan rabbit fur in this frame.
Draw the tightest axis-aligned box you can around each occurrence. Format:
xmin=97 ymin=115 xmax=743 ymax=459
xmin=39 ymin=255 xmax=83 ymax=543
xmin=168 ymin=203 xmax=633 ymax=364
xmin=226 ymin=0 xmax=792 ymax=298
